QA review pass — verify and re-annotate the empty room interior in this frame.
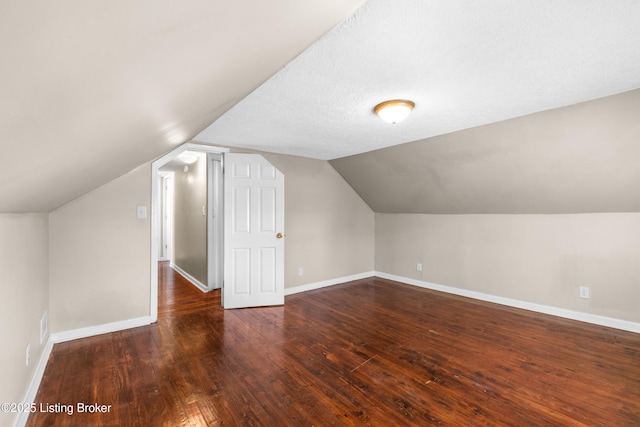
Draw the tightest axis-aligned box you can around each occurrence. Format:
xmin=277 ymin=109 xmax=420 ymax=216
xmin=1 ymin=1 xmax=640 ymax=426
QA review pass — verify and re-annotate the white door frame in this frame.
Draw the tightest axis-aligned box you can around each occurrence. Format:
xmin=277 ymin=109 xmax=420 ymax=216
xmin=158 ymin=172 xmax=173 ymax=262
xmin=150 ymin=142 xmax=229 ymax=322
xmin=207 ymin=152 xmax=224 ymax=290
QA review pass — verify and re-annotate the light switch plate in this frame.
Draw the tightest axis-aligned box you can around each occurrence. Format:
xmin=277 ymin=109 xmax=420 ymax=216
xmin=136 ymin=206 xmax=147 ymax=219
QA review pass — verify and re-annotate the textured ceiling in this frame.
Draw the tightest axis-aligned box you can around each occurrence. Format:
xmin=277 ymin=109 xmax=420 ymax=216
xmin=196 ymin=0 xmax=640 ymax=160
xmin=0 ymin=0 xmax=364 ymax=212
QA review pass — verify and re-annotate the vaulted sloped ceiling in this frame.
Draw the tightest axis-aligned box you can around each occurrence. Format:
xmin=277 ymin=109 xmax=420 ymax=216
xmin=194 ymin=0 xmax=640 ymax=215
xmin=330 ymin=89 xmax=640 ymax=214
xmin=0 ymin=0 xmax=364 ymax=212
xmin=5 ymin=1 xmax=640 ymax=214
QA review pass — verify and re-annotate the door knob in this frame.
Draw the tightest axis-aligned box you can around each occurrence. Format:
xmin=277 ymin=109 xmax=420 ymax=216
xmin=276 ymin=232 xmax=283 ymax=239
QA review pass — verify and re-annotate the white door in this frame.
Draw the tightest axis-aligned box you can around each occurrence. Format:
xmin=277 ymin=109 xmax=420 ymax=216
xmin=223 ymin=153 xmax=284 ymax=309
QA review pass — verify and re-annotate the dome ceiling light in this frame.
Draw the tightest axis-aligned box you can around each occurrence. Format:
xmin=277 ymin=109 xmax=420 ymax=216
xmin=373 ymin=99 xmax=415 ymax=124
xmin=178 ymin=151 xmax=199 ymax=165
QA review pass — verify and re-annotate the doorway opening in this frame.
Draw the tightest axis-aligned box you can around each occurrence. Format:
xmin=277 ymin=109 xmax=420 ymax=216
xmin=158 ymin=151 xmax=222 ymax=292
xmin=150 ymin=143 xmax=286 ymax=320
xmin=150 ymin=143 xmax=228 ymax=322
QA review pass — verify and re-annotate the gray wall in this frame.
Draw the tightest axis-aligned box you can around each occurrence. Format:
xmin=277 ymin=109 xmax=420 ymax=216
xmin=256 ymin=151 xmax=375 ymax=287
xmin=172 ymin=153 xmax=208 ymax=285
xmin=0 ymin=214 xmax=49 ymax=427
xmin=376 ymin=213 xmax=640 ymax=323
xmin=328 ymin=90 xmax=640 ymax=325
xmin=49 ymin=165 xmax=151 ymax=333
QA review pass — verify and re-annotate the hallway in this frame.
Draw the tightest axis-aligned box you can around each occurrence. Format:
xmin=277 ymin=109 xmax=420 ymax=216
xmin=157 ymin=261 xmax=219 ymax=318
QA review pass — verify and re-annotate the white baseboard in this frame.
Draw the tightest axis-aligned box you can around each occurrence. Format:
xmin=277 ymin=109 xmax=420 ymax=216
xmin=14 ymin=337 xmax=54 ymax=427
xmin=171 ymin=263 xmax=210 ymax=293
xmin=17 ymin=271 xmax=634 ymax=427
xmin=285 ymin=271 xmax=375 ymax=296
xmin=14 ymin=316 xmax=151 ymax=426
xmin=376 ymin=271 xmax=640 ymax=334
xmin=50 ymin=316 xmax=152 ymax=344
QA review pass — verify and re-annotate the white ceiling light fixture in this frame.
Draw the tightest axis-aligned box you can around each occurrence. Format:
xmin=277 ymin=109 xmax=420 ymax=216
xmin=178 ymin=151 xmax=199 ymax=165
xmin=373 ymin=99 xmax=415 ymax=124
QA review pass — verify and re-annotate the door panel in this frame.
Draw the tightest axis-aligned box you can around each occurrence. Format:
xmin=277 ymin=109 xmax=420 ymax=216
xmin=223 ymin=153 xmax=284 ymax=309
xmin=259 ymin=247 xmax=276 ymax=292
xmin=233 ymin=186 xmax=251 ymax=233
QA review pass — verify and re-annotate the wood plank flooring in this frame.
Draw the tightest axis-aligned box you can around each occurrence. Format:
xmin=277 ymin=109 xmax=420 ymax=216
xmin=28 ymin=262 xmax=640 ymax=426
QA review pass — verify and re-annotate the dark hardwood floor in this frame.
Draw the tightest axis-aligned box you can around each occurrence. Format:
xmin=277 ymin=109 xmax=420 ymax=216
xmin=28 ymin=262 xmax=640 ymax=426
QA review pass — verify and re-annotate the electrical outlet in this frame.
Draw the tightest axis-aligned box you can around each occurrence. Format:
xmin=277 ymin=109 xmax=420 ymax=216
xmin=298 ymin=267 xmax=304 ymax=276
xmin=26 ymin=343 xmax=30 ymax=366
xmin=579 ymin=286 xmax=591 ymax=299
xmin=416 ymin=263 xmax=423 ymax=272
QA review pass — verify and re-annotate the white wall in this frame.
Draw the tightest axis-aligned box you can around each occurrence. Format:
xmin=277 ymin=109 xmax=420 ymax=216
xmin=376 ymin=213 xmax=640 ymax=324
xmin=49 ymin=165 xmax=151 ymax=333
xmin=0 ymin=214 xmax=49 ymax=427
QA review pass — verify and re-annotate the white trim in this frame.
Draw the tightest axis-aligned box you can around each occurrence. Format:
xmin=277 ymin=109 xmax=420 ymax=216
xmin=206 ymin=153 xmax=223 ymax=291
xmin=171 ymin=263 xmax=209 ymax=293
xmin=285 ymin=271 xmax=375 ymax=296
xmin=14 ymin=338 xmax=54 ymax=427
xmin=375 ymin=271 xmax=640 ymax=334
xmin=50 ymin=316 xmax=152 ymax=344
xmin=158 ymin=172 xmax=173 ymax=262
